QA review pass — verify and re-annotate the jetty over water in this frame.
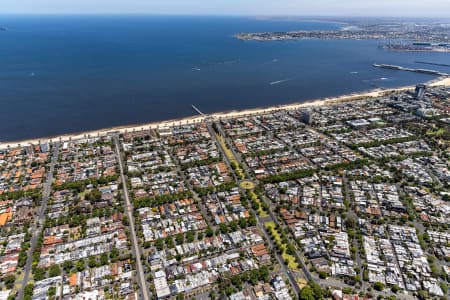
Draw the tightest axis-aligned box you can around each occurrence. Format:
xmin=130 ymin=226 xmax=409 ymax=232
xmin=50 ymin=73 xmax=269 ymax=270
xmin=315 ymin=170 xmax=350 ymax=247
xmin=373 ymin=63 xmax=450 ymax=76
xmin=191 ymin=104 xmax=206 ymax=117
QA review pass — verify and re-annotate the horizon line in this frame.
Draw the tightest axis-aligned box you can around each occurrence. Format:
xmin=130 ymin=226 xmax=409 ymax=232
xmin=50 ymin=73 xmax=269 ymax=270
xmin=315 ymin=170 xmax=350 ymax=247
xmin=1 ymin=13 xmax=450 ymax=19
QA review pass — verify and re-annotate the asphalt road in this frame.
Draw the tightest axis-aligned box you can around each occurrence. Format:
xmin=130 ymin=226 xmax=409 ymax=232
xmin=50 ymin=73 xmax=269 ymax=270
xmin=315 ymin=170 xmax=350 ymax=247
xmin=18 ymin=142 xmax=59 ymax=300
xmin=115 ymin=137 xmax=150 ymax=300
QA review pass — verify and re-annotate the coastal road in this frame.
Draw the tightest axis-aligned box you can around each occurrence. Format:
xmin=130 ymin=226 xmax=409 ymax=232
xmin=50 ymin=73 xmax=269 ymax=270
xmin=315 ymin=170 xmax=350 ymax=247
xmin=114 ymin=137 xmax=150 ymax=300
xmin=18 ymin=142 xmax=59 ymax=300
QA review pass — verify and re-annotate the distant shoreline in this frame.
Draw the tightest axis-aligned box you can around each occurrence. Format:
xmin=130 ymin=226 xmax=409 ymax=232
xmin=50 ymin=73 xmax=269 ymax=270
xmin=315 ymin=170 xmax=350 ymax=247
xmin=1 ymin=76 xmax=449 ymax=149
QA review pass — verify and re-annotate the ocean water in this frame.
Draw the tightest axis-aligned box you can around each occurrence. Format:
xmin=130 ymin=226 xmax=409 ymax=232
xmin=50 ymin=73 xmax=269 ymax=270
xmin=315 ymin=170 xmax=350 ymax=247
xmin=0 ymin=15 xmax=449 ymax=141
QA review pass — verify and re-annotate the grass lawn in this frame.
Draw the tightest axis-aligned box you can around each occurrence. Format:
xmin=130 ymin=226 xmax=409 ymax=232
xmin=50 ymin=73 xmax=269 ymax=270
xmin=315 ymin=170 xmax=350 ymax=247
xmin=426 ymin=128 xmax=445 ymax=137
xmin=216 ymin=134 xmax=246 ymax=179
xmin=251 ymin=192 xmax=268 ymax=217
xmin=297 ymin=278 xmax=308 ymax=288
xmin=283 ymin=252 xmax=299 ymax=270
xmin=77 ymin=190 xmax=87 ymax=199
xmin=265 ymin=221 xmax=277 ymax=237
xmin=216 ymin=134 xmax=269 ymax=218
xmin=239 ymin=180 xmax=254 ymax=190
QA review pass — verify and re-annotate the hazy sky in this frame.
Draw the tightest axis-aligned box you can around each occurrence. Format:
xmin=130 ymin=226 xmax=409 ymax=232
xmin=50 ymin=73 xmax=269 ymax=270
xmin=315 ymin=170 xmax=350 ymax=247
xmin=1 ymin=0 xmax=450 ymax=17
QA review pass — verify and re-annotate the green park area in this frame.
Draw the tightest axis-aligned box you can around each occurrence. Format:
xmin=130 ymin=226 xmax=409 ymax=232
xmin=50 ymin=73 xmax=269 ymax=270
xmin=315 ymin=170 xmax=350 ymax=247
xmin=216 ymin=134 xmax=246 ymax=179
xmin=265 ymin=221 xmax=299 ymax=271
xmin=250 ymin=191 xmax=268 ymax=217
xmin=239 ymin=180 xmax=255 ymax=190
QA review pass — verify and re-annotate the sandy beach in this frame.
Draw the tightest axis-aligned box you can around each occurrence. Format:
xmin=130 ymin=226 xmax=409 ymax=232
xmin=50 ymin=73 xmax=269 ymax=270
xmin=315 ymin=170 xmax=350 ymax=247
xmin=1 ymin=76 xmax=448 ymax=149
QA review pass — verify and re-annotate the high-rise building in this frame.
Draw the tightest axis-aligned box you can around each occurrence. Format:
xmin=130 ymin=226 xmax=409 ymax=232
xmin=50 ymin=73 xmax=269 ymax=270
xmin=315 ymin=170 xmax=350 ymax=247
xmin=415 ymin=84 xmax=426 ymax=100
xmin=301 ymin=109 xmax=314 ymax=125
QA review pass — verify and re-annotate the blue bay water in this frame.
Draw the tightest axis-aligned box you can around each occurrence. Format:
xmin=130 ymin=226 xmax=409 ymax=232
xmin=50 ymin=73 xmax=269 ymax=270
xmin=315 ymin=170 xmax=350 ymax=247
xmin=0 ymin=15 xmax=449 ymax=141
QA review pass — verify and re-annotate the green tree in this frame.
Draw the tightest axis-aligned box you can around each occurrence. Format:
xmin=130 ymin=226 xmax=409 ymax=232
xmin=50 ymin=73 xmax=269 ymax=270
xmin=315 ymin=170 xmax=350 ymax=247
xmin=231 ymin=275 xmax=243 ymax=290
xmin=154 ymin=238 xmax=164 ymax=251
xmin=319 ymin=271 xmax=328 ymax=279
xmin=417 ymin=290 xmax=429 ymax=300
xmin=24 ymin=283 xmax=34 ymax=298
xmin=249 ymin=269 xmax=258 ymax=285
xmin=391 ymin=285 xmax=400 ymax=293
xmin=100 ymin=252 xmax=109 ymax=266
xmin=205 ymin=226 xmax=214 ymax=237
xmin=248 ymin=215 xmax=257 ymax=226
xmin=373 ymin=282 xmax=385 ymax=291
xmin=48 ymin=286 xmax=56 ymax=297
xmin=186 ymin=231 xmax=195 ymax=243
xmin=440 ymin=282 xmax=448 ymax=294
xmin=110 ymin=248 xmax=120 ymax=261
xmin=342 ymin=287 xmax=352 ymax=294
xmin=229 ymin=221 xmax=238 ymax=232
xmin=17 ymin=250 xmax=28 ymax=268
xmin=259 ymin=266 xmax=270 ymax=282
xmin=225 ymin=286 xmax=235 ymax=296
xmin=209 ymin=291 xmax=216 ymax=299
xmin=311 ymin=282 xmax=323 ymax=299
xmin=76 ymin=259 xmax=85 ymax=272
xmin=239 ymin=218 xmax=247 ymax=228
xmin=175 ymin=233 xmax=184 ymax=245
xmin=62 ymin=260 xmax=74 ymax=273
xmin=219 ymin=223 xmax=228 ymax=234
xmin=48 ymin=265 xmax=61 ymax=277
xmin=345 ymin=216 xmax=357 ymax=229
xmin=33 ymin=268 xmax=45 ymax=281
xmin=166 ymin=236 xmax=174 ymax=249
xmin=4 ymin=274 xmax=16 ymax=289
xmin=88 ymin=256 xmax=98 ymax=268
xmin=300 ymin=286 xmax=315 ymax=300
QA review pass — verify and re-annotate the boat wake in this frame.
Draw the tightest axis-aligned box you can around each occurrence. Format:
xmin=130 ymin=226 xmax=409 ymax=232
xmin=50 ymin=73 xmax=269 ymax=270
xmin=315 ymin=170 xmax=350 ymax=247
xmin=217 ymin=59 xmax=240 ymax=65
xmin=269 ymin=78 xmax=292 ymax=85
xmin=261 ymin=58 xmax=279 ymax=66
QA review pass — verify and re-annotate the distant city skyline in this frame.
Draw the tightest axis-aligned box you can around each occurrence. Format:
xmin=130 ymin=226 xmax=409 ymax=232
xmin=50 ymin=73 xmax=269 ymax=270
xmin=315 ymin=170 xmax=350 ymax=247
xmin=1 ymin=0 xmax=450 ymax=17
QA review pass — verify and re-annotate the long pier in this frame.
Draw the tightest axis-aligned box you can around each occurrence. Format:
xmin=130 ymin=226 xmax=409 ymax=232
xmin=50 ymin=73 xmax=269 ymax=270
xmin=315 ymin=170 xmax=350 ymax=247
xmin=191 ymin=104 xmax=206 ymax=117
xmin=373 ymin=63 xmax=450 ymax=76
xmin=415 ymin=61 xmax=450 ymax=68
